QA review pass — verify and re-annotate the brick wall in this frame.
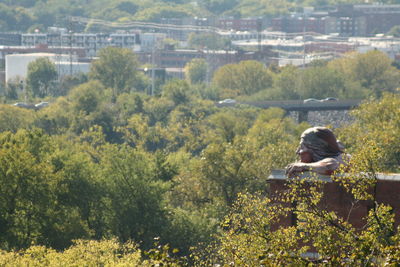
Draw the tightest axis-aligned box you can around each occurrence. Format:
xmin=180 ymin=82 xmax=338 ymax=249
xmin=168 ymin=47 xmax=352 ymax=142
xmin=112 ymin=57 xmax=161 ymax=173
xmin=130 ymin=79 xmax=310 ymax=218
xmin=268 ymin=171 xmax=400 ymax=230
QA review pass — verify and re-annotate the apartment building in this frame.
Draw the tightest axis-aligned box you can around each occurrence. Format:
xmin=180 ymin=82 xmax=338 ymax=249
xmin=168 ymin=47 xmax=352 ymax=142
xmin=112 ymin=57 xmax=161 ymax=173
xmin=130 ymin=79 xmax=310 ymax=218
xmin=0 ymin=33 xmax=22 ymax=46
xmin=354 ymin=4 xmax=400 ymax=35
xmin=272 ymin=4 xmax=400 ymax=36
xmin=217 ymin=18 xmax=263 ymax=31
xmin=21 ymin=32 xmax=140 ymax=57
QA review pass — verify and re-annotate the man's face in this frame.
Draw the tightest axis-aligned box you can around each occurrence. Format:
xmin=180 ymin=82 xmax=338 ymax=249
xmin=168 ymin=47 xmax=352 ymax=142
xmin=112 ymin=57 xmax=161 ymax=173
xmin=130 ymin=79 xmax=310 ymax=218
xmin=296 ymin=143 xmax=313 ymax=163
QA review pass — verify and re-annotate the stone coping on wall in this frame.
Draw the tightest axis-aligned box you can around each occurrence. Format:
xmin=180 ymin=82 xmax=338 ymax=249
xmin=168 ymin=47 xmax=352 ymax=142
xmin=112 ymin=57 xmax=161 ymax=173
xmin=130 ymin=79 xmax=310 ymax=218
xmin=268 ymin=169 xmax=400 ymax=182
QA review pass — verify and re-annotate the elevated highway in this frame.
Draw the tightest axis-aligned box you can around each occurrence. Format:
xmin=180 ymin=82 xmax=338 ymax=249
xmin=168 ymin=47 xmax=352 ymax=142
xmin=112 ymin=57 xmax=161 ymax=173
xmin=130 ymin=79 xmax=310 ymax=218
xmin=217 ymin=99 xmax=363 ymax=122
xmin=239 ymin=99 xmax=361 ymax=111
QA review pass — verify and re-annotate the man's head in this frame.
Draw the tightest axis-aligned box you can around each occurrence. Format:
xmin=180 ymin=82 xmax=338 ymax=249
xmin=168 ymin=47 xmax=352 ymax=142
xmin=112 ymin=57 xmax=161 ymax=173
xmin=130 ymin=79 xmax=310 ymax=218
xmin=296 ymin=127 xmax=341 ymax=163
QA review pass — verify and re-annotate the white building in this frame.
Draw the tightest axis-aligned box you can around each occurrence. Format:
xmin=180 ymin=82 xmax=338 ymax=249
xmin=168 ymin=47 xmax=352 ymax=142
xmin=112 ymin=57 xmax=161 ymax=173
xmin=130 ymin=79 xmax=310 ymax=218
xmin=5 ymin=53 xmax=89 ymax=83
xmin=56 ymin=62 xmax=91 ymax=77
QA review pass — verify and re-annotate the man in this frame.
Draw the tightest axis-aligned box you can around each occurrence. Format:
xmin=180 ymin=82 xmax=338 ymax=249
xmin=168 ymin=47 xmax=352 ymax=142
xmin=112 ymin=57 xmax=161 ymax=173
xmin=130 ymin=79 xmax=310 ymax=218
xmin=285 ymin=127 xmax=349 ymax=177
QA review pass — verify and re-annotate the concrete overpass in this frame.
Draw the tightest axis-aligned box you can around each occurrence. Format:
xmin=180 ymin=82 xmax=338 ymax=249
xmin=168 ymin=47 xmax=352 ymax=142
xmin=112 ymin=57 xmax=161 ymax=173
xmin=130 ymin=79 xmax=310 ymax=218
xmin=217 ymin=99 xmax=362 ymax=122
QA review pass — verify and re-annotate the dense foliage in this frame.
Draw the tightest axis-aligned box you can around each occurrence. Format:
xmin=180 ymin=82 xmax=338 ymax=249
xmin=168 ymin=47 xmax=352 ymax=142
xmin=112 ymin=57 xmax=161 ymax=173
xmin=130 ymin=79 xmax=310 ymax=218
xmin=26 ymin=57 xmax=58 ymax=98
xmin=0 ymin=45 xmax=399 ymax=265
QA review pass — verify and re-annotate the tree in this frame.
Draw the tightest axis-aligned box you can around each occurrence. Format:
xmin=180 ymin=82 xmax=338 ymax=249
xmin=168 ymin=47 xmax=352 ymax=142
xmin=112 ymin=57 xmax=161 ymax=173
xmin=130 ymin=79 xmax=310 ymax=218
xmin=352 ymin=51 xmax=400 ymax=97
xmin=116 ymin=1 xmax=138 ymax=14
xmin=99 ymin=145 xmax=169 ymax=249
xmin=338 ymin=93 xmax=400 ymax=172
xmin=114 ymin=93 xmax=144 ymax=126
xmin=184 ymin=58 xmax=207 ymax=85
xmin=89 ymin=47 xmax=140 ymax=100
xmin=270 ymin=64 xmax=301 ymax=100
xmin=188 ymin=32 xmax=231 ymax=50
xmin=143 ymin=97 xmax=174 ymax=126
xmin=33 ymin=97 xmax=71 ymax=135
xmin=57 ymin=73 xmax=88 ymax=96
xmin=0 ymin=130 xmax=95 ymax=250
xmin=206 ymin=108 xmax=257 ymax=143
xmin=0 ymin=105 xmax=34 ymax=133
xmin=328 ymin=51 xmax=400 ymax=97
xmin=4 ymin=78 xmax=22 ymax=100
xmin=132 ymin=4 xmax=195 ymax=22
xmin=26 ymin=57 xmax=57 ymax=97
xmin=162 ymin=79 xmax=191 ymax=106
xmin=170 ymin=107 xmax=301 ymax=212
xmin=296 ymin=66 xmax=345 ymax=99
xmin=388 ymin=25 xmax=400 ymax=37
xmin=161 ymin=100 xmax=217 ymax=154
xmin=212 ymin=60 xmax=273 ymax=98
xmin=69 ymin=81 xmax=104 ymax=115
xmin=67 ymin=81 xmax=116 ymax=140
xmin=202 ymin=0 xmax=240 ymax=14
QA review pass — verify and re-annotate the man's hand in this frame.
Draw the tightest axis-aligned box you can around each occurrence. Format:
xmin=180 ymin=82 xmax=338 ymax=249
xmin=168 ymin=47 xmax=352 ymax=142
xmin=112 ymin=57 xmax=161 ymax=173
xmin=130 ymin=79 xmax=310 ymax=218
xmin=285 ymin=162 xmax=308 ymax=177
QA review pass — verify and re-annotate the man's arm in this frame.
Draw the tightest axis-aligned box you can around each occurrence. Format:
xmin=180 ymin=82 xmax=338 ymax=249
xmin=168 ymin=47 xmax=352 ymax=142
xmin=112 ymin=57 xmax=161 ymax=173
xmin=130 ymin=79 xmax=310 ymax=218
xmin=285 ymin=157 xmax=340 ymax=177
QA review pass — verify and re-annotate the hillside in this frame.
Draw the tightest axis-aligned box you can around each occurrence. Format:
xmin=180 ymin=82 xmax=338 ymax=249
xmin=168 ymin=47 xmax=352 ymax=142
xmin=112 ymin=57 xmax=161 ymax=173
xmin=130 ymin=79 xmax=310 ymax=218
xmin=0 ymin=0 xmax=386 ymax=32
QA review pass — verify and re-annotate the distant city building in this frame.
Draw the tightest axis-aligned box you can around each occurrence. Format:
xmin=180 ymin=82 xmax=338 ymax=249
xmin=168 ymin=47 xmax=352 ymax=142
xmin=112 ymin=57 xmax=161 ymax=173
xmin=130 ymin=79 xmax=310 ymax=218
xmin=271 ymin=7 xmax=367 ymax=36
xmin=354 ymin=4 xmax=400 ymax=34
xmin=56 ymin=61 xmax=91 ymax=78
xmin=0 ymin=33 xmax=22 ymax=46
xmin=140 ymin=33 xmax=167 ymax=52
xmin=21 ymin=32 xmax=141 ymax=57
xmin=158 ymin=17 xmax=216 ymax=40
xmin=217 ymin=18 xmax=263 ymax=32
xmin=353 ymin=36 xmax=400 ymax=60
xmin=326 ymin=5 xmax=367 ymax=36
xmin=232 ymin=31 xmax=400 ymax=66
xmin=272 ymin=15 xmax=329 ymax=35
xmin=271 ymin=4 xmax=400 ymax=37
xmin=21 ymin=33 xmax=48 ymax=46
xmin=219 ymin=31 xmax=261 ymax=41
xmin=0 ymin=45 xmax=86 ymax=62
xmin=1 ymin=2 xmax=399 ymax=82
xmin=5 ymin=53 xmax=90 ymax=83
xmin=136 ymin=46 xmax=276 ymax=78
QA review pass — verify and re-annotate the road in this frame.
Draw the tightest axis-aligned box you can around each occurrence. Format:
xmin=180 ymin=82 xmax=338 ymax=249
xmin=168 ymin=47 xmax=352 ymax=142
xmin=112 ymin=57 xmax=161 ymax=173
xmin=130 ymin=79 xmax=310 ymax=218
xmin=217 ymin=99 xmax=362 ymax=111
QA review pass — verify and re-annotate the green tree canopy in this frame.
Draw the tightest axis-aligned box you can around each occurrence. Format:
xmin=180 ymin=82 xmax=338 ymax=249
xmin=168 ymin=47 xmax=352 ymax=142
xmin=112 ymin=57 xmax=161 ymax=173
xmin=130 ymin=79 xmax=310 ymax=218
xmin=212 ymin=60 xmax=273 ymax=98
xmin=132 ymin=3 xmax=197 ymax=21
xmin=188 ymin=32 xmax=231 ymax=50
xmin=162 ymin=79 xmax=191 ymax=105
xmin=328 ymin=51 xmax=400 ymax=97
xmin=338 ymin=93 xmax=400 ymax=172
xmin=184 ymin=58 xmax=207 ymax=85
xmin=388 ymin=25 xmax=400 ymax=37
xmin=0 ymin=105 xmax=34 ymax=132
xmin=297 ymin=65 xmax=345 ymax=99
xmin=26 ymin=57 xmax=57 ymax=97
xmin=89 ymin=47 xmax=141 ymax=99
xmin=69 ymin=81 xmax=105 ymax=115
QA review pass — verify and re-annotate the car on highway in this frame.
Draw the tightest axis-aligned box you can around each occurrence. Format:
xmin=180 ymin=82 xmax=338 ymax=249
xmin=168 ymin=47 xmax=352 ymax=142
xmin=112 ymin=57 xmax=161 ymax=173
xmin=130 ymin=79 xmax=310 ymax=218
xmin=303 ymin=98 xmax=321 ymax=103
xmin=35 ymin=101 xmax=49 ymax=109
xmin=13 ymin=102 xmax=28 ymax=108
xmin=218 ymin=99 xmax=237 ymax=104
xmin=321 ymin=97 xmax=339 ymax=102
xmin=13 ymin=102 xmax=35 ymax=109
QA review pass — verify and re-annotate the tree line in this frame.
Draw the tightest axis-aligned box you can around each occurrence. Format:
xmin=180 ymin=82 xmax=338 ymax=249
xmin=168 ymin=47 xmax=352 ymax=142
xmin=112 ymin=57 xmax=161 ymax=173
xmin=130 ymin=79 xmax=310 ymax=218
xmin=5 ymin=47 xmax=400 ymax=102
xmin=2 ymin=0 xmax=400 ymax=32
